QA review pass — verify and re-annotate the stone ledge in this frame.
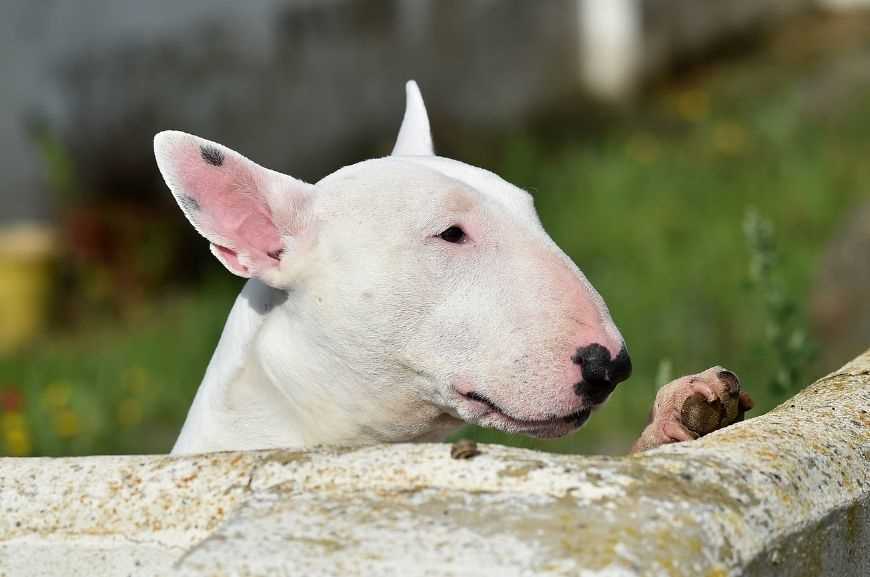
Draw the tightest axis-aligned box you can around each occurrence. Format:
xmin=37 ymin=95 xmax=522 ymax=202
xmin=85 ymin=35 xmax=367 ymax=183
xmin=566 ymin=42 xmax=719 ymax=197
xmin=1 ymin=350 xmax=868 ymax=577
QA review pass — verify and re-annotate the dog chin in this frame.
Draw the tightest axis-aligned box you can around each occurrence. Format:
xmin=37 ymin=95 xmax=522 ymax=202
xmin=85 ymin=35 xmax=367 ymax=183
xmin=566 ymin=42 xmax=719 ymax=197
xmin=476 ymin=407 xmax=592 ymax=438
xmin=452 ymin=398 xmax=591 ymax=439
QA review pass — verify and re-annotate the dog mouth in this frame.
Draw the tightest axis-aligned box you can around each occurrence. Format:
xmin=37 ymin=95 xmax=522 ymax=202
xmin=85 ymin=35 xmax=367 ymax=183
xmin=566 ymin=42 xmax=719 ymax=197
xmin=458 ymin=390 xmax=592 ymax=438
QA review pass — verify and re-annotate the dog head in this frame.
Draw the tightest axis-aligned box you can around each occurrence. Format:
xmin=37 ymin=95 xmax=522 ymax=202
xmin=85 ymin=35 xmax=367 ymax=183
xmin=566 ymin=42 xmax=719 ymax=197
xmin=154 ymin=81 xmax=630 ymax=442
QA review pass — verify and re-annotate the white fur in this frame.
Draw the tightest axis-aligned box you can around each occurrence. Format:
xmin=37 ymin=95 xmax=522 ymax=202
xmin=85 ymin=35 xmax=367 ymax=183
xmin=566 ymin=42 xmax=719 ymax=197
xmin=159 ymin=81 xmax=625 ymax=454
xmin=391 ymin=81 xmax=433 ymax=156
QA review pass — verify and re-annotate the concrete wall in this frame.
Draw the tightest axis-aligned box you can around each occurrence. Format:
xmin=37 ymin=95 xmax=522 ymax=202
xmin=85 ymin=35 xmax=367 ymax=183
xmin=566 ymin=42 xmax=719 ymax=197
xmin=0 ymin=0 xmax=815 ymax=225
xmin=1 ymin=349 xmax=867 ymax=576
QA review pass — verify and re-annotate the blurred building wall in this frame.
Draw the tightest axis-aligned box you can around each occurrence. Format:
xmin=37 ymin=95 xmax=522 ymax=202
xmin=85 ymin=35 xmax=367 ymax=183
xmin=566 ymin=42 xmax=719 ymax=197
xmin=0 ymin=0 xmax=338 ymax=223
xmin=0 ymin=0 xmax=583 ymax=225
xmin=0 ymin=0 xmax=819 ymax=225
xmin=820 ymin=0 xmax=870 ymax=8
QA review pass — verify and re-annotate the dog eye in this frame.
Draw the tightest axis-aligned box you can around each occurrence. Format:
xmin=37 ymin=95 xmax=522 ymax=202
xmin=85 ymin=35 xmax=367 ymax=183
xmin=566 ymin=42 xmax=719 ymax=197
xmin=438 ymin=226 xmax=466 ymax=244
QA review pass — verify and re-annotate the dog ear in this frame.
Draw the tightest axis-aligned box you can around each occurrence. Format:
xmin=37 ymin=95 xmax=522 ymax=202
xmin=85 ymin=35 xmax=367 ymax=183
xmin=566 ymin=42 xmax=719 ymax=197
xmin=153 ymin=131 xmax=312 ymax=288
xmin=391 ymin=80 xmax=434 ymax=156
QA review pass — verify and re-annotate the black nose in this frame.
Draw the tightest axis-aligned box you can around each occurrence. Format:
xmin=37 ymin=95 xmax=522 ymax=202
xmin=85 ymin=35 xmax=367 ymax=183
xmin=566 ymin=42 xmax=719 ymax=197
xmin=572 ymin=343 xmax=632 ymax=403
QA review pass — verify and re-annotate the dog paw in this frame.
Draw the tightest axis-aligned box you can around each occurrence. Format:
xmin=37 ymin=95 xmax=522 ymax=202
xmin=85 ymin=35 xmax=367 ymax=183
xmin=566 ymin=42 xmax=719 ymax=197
xmin=632 ymin=366 xmax=753 ymax=452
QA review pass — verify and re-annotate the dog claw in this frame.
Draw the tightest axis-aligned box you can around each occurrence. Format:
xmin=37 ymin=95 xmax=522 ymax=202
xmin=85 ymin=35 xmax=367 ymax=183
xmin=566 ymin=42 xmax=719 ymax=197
xmin=632 ymin=365 xmax=752 ymax=452
xmin=716 ymin=369 xmax=741 ymax=396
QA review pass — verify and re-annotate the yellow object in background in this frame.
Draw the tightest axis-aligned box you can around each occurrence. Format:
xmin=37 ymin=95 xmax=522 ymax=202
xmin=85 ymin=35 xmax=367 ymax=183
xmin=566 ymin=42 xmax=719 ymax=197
xmin=0 ymin=224 xmax=56 ymax=353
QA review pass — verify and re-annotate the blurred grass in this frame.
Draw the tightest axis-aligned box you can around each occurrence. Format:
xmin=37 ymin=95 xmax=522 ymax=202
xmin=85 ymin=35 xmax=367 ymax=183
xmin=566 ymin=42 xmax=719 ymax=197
xmin=0 ymin=277 xmax=241 ymax=455
xmin=2 ymin=14 xmax=869 ymax=456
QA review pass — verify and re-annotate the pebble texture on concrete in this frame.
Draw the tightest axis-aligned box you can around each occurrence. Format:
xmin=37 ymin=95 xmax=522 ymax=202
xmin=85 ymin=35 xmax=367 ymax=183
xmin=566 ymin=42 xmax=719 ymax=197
xmin=1 ymin=350 xmax=868 ymax=577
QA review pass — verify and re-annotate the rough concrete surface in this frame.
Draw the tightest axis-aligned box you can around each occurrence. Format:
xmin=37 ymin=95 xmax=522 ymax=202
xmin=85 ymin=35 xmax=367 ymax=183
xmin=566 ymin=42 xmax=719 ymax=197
xmin=1 ymin=350 xmax=868 ymax=577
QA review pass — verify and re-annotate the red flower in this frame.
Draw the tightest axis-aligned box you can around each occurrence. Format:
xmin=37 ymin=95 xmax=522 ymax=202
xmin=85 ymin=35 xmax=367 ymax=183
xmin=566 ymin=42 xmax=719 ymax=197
xmin=1 ymin=388 xmax=24 ymax=413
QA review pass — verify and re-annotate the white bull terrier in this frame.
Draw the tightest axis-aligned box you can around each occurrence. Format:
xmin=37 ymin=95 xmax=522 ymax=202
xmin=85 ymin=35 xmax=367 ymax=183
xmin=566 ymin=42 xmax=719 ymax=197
xmin=155 ymin=81 xmax=752 ymax=455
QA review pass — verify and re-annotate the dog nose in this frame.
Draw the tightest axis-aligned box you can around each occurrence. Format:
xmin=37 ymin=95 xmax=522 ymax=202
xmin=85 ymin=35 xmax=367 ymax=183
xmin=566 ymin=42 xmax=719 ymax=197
xmin=572 ymin=343 xmax=632 ymax=403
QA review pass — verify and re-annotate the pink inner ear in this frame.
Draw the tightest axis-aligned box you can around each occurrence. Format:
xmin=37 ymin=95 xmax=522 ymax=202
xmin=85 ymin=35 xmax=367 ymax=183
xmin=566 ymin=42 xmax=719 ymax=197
xmin=176 ymin=146 xmax=284 ymax=272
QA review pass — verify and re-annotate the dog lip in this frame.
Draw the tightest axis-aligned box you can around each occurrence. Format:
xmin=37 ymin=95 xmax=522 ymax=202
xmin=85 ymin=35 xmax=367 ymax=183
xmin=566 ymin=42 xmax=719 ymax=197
xmin=459 ymin=390 xmax=591 ymax=428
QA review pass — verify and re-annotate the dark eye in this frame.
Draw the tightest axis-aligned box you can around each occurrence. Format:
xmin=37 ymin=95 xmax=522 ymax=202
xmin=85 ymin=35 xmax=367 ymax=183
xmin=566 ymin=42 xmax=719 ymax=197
xmin=438 ymin=226 xmax=466 ymax=244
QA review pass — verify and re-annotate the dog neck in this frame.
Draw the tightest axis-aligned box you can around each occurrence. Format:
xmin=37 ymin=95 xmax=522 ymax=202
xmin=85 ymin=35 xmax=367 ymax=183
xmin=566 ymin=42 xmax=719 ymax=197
xmin=171 ymin=280 xmax=296 ymax=453
xmin=171 ymin=280 xmax=459 ymax=454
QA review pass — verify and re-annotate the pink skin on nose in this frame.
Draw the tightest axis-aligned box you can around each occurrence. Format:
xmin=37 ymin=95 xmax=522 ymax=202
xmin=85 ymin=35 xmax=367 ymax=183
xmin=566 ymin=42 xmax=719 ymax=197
xmin=544 ymin=250 xmax=624 ymax=361
xmin=509 ymin=254 xmax=625 ymax=421
xmin=453 ymin=254 xmax=625 ymax=425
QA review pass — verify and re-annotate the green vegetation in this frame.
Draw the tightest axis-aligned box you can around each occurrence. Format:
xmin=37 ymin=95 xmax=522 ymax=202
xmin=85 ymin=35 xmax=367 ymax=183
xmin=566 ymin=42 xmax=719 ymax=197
xmin=0 ymin=278 xmax=241 ymax=456
xmin=2 ymin=16 xmax=869 ymax=456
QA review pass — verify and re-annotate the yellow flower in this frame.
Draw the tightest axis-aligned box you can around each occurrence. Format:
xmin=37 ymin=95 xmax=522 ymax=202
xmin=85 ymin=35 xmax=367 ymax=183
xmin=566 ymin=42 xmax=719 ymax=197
xmin=675 ymin=88 xmax=709 ymax=123
xmin=42 ymin=382 xmax=72 ymax=409
xmin=5 ymin=428 xmax=31 ymax=456
xmin=2 ymin=412 xmax=32 ymax=456
xmin=53 ymin=408 xmax=80 ymax=439
xmin=712 ymin=122 xmax=748 ymax=156
xmin=117 ymin=398 xmax=143 ymax=428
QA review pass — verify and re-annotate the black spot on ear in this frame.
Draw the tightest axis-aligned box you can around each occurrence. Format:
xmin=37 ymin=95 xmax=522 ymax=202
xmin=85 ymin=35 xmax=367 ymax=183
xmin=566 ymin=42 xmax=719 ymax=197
xmin=179 ymin=194 xmax=200 ymax=212
xmin=267 ymin=248 xmax=284 ymax=260
xmin=200 ymin=144 xmax=224 ymax=167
